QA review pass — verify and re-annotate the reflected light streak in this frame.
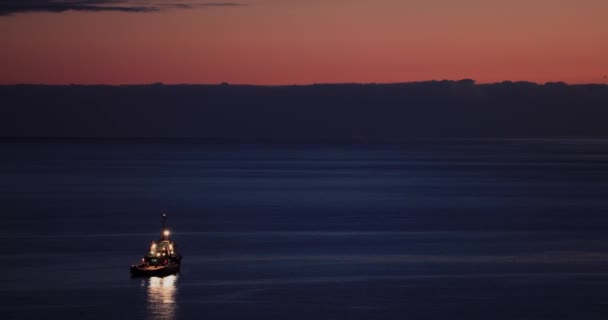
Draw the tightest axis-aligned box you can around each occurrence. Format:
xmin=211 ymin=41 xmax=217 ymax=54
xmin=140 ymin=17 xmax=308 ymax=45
xmin=146 ymin=275 xmax=178 ymax=320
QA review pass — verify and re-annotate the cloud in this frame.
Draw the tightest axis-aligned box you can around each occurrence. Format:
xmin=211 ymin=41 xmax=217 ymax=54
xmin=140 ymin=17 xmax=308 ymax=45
xmin=0 ymin=0 xmax=243 ymax=16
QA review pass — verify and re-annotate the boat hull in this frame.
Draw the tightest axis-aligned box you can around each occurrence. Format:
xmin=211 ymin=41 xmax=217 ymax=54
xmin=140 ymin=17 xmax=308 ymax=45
xmin=130 ymin=263 xmax=180 ymax=278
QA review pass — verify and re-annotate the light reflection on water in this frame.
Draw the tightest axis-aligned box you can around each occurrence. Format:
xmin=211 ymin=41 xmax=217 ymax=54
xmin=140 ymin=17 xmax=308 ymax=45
xmin=144 ymin=275 xmax=178 ymax=320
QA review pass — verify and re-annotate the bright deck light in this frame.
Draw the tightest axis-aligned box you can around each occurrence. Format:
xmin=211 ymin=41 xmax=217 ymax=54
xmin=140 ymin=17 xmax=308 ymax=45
xmin=163 ymin=230 xmax=170 ymax=237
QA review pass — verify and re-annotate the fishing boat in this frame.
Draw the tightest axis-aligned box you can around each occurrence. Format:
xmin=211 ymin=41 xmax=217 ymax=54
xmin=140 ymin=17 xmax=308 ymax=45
xmin=130 ymin=213 xmax=182 ymax=278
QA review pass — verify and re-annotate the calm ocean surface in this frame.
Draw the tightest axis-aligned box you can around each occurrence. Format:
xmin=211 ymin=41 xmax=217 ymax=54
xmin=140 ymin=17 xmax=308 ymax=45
xmin=2 ymin=139 xmax=608 ymax=319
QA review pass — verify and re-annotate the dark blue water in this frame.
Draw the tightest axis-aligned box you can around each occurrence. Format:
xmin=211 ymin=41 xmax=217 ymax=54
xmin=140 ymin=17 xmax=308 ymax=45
xmin=2 ymin=139 xmax=608 ymax=319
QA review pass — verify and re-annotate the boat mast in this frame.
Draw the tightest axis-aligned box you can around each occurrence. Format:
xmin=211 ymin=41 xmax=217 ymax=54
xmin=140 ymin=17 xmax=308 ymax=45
xmin=161 ymin=212 xmax=167 ymax=240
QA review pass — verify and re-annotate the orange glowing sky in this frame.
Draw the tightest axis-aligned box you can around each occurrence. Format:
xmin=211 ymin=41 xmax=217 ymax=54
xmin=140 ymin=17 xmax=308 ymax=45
xmin=1 ymin=0 xmax=607 ymax=84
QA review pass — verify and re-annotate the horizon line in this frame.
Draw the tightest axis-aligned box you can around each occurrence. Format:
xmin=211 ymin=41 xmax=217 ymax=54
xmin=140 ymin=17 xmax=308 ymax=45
xmin=2 ymin=79 xmax=608 ymax=86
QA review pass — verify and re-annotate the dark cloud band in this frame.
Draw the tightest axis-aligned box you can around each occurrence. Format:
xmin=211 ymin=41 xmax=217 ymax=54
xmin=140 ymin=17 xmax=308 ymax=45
xmin=0 ymin=1 xmax=243 ymax=16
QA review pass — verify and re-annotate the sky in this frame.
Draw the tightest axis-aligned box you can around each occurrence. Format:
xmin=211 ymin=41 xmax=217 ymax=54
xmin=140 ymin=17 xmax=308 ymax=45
xmin=1 ymin=0 xmax=607 ymax=85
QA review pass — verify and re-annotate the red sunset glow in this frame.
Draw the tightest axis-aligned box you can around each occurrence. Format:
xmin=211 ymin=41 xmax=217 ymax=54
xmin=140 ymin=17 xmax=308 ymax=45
xmin=1 ymin=0 xmax=607 ymax=84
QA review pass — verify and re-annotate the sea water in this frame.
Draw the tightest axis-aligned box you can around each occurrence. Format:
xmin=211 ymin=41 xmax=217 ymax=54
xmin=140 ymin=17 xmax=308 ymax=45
xmin=2 ymin=139 xmax=608 ymax=319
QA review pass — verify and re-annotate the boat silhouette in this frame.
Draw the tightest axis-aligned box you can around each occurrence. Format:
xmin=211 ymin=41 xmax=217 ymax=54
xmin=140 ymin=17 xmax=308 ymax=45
xmin=130 ymin=213 xmax=182 ymax=277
